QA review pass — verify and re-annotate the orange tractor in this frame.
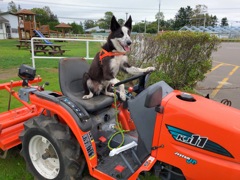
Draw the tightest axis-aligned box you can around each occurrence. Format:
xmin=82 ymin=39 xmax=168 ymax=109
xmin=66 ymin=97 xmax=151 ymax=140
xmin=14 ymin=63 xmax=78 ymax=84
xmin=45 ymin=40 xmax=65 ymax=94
xmin=1 ymin=58 xmax=240 ymax=180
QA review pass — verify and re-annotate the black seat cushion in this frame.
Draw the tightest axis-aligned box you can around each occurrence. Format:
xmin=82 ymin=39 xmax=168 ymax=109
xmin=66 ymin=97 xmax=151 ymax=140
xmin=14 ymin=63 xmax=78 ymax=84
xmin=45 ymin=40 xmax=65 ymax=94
xmin=59 ymin=58 xmax=114 ymax=112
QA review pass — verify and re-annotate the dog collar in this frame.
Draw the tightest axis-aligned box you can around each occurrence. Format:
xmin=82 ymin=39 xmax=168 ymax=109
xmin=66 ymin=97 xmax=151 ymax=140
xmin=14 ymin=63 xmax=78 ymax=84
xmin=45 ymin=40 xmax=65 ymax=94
xmin=99 ymin=49 xmax=126 ymax=63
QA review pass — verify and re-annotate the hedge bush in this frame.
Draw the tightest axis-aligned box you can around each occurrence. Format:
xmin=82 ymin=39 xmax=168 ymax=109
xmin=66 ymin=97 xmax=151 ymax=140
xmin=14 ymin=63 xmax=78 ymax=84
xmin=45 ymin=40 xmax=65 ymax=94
xmin=128 ymin=31 xmax=220 ymax=90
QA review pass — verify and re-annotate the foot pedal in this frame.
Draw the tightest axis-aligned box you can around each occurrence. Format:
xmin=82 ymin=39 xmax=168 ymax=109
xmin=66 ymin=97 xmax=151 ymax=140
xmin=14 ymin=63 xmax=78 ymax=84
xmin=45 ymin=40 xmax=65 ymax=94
xmin=114 ymin=165 xmax=125 ymax=173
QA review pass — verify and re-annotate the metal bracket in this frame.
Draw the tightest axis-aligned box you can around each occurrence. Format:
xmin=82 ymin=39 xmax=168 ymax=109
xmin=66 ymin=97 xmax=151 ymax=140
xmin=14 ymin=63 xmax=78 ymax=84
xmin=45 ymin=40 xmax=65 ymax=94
xmin=18 ymin=87 xmax=36 ymax=102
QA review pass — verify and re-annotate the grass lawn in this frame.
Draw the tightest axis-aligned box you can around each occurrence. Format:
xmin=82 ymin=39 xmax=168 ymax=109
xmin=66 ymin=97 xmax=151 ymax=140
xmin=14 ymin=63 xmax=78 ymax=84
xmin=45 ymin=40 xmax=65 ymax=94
xmin=0 ymin=38 xmax=101 ymax=179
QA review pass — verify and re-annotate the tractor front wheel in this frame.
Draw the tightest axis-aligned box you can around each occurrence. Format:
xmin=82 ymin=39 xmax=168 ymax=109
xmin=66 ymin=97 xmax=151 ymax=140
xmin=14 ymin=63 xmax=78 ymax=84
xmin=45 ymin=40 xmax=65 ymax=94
xmin=20 ymin=116 xmax=85 ymax=180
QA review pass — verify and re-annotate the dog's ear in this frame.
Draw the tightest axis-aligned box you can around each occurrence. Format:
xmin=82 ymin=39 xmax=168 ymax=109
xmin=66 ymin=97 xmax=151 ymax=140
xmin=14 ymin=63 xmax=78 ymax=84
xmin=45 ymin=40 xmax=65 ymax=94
xmin=124 ymin=15 xmax=132 ymax=31
xmin=110 ymin=15 xmax=121 ymax=31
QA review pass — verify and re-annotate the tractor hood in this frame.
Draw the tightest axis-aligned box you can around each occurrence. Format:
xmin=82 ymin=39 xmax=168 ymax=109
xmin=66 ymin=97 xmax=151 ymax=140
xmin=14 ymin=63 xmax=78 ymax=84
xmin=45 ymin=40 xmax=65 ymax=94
xmin=162 ymin=91 xmax=240 ymax=162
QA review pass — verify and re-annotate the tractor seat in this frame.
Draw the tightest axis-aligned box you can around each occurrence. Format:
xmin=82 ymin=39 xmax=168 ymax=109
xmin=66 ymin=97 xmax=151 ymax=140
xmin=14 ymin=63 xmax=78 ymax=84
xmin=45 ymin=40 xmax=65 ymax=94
xmin=59 ymin=58 xmax=114 ymax=112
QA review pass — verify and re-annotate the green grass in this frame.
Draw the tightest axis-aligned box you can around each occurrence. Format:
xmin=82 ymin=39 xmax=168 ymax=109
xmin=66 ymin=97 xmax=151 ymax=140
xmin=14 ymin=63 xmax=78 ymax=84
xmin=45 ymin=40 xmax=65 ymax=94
xmin=0 ymin=39 xmax=101 ymax=113
xmin=0 ymin=146 xmax=33 ymax=180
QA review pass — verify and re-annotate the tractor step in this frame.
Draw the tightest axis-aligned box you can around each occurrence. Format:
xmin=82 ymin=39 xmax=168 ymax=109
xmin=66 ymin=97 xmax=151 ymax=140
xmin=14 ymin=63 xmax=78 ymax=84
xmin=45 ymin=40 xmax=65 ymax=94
xmin=96 ymin=147 xmax=141 ymax=179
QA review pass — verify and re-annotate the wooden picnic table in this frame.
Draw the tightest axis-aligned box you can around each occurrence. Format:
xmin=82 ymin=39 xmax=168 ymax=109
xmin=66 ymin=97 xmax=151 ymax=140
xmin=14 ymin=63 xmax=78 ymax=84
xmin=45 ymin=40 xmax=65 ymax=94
xmin=16 ymin=40 xmax=31 ymax=49
xmin=31 ymin=44 xmax=67 ymax=55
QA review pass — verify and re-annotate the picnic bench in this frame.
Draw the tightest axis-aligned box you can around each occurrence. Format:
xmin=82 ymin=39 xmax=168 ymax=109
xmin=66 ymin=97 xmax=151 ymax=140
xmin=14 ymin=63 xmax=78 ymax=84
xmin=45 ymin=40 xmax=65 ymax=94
xmin=30 ymin=44 xmax=68 ymax=55
xmin=16 ymin=40 xmax=31 ymax=49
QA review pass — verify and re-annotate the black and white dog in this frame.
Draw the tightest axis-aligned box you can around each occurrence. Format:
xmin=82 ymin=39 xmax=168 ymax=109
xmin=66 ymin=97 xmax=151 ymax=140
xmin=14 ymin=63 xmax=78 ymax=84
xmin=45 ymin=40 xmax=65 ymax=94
xmin=82 ymin=15 xmax=155 ymax=101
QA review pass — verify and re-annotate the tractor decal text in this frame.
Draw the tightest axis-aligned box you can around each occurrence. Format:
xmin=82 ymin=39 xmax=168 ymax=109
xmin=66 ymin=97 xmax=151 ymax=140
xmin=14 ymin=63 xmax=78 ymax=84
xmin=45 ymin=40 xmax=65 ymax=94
xmin=175 ymin=152 xmax=197 ymax=165
xmin=176 ymin=134 xmax=208 ymax=148
xmin=82 ymin=133 xmax=95 ymax=159
xmin=166 ymin=125 xmax=234 ymax=158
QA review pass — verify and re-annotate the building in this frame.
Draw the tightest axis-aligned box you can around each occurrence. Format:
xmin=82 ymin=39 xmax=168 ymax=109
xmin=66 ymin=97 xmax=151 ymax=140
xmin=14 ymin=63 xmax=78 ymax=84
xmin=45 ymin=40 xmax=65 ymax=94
xmin=0 ymin=12 xmax=19 ymax=39
xmin=0 ymin=16 xmax=9 ymax=39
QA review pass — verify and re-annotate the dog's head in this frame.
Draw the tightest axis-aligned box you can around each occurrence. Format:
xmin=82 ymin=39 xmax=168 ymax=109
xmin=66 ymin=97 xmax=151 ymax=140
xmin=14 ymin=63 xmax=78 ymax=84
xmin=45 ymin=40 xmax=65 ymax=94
xmin=109 ymin=15 xmax=132 ymax=53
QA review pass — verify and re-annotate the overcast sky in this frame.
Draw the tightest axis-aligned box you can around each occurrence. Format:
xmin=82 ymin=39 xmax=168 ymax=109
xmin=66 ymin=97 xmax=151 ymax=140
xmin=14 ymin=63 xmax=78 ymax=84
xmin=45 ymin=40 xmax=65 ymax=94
xmin=1 ymin=0 xmax=240 ymax=26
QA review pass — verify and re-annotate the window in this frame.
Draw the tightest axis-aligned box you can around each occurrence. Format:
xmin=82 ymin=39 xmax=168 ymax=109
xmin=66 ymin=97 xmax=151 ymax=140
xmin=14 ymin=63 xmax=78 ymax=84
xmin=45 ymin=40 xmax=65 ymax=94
xmin=12 ymin=28 xmax=18 ymax=33
xmin=0 ymin=24 xmax=3 ymax=29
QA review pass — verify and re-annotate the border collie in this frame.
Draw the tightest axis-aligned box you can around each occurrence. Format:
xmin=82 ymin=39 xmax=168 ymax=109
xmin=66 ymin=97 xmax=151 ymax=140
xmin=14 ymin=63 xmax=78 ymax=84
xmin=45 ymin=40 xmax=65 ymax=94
xmin=82 ymin=15 xmax=155 ymax=101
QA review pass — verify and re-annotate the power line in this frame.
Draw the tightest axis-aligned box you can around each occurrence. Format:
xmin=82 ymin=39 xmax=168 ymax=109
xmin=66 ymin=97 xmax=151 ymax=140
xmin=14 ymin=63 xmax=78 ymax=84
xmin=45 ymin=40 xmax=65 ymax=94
xmin=6 ymin=0 xmax=240 ymax=12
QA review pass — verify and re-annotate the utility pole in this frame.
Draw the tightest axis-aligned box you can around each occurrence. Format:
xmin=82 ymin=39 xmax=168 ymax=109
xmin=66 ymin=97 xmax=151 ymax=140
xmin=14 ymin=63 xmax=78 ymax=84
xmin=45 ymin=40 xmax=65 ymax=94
xmin=126 ymin=12 xmax=128 ymax=21
xmin=144 ymin=19 xmax=147 ymax=33
xmin=157 ymin=0 xmax=161 ymax=33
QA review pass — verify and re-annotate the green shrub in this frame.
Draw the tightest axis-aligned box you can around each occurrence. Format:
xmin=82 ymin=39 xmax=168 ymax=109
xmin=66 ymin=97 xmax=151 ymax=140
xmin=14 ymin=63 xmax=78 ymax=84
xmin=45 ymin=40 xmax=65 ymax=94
xmin=129 ymin=32 xmax=220 ymax=90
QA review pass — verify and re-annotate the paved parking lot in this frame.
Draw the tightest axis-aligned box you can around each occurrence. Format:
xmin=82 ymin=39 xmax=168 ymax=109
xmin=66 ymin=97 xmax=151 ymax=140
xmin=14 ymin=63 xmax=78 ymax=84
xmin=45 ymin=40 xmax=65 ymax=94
xmin=196 ymin=42 xmax=240 ymax=109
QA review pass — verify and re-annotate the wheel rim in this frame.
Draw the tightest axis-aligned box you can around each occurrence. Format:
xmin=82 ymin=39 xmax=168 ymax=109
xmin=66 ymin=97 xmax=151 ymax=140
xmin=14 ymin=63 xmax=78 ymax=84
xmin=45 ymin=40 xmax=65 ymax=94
xmin=29 ymin=135 xmax=60 ymax=179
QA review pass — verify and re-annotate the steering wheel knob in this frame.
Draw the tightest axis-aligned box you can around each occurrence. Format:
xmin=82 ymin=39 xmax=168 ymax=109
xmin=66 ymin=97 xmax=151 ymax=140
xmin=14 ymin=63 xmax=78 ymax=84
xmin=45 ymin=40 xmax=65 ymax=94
xmin=128 ymin=86 xmax=134 ymax=93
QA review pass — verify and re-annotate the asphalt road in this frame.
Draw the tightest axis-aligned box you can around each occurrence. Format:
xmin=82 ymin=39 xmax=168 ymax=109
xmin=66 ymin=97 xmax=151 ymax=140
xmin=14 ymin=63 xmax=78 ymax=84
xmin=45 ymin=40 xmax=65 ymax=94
xmin=196 ymin=42 xmax=240 ymax=109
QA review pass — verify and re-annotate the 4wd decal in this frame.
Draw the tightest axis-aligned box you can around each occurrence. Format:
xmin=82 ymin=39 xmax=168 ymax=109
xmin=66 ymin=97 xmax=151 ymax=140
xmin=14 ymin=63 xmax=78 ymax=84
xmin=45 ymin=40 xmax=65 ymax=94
xmin=175 ymin=152 xmax=197 ymax=165
xmin=166 ymin=125 xmax=234 ymax=158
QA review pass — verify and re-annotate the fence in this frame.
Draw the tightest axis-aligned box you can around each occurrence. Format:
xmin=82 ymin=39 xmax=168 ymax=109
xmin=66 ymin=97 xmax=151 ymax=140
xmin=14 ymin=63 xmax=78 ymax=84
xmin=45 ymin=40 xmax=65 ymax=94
xmin=30 ymin=37 xmax=106 ymax=68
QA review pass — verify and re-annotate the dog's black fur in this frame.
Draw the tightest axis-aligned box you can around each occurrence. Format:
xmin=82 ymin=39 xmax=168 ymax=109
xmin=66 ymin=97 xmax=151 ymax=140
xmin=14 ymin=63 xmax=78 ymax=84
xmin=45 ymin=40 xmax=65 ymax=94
xmin=82 ymin=16 xmax=155 ymax=101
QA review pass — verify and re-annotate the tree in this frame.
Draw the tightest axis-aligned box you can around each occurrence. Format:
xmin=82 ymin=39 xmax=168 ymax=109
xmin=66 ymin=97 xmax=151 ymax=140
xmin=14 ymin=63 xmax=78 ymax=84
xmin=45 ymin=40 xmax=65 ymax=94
xmin=173 ymin=6 xmax=193 ymax=30
xmin=209 ymin=15 xmax=218 ymax=27
xmin=221 ymin=17 xmax=229 ymax=27
xmin=118 ymin=18 xmax=125 ymax=26
xmin=155 ymin=12 xmax=164 ymax=21
xmin=147 ymin=21 xmax=157 ymax=33
xmin=70 ymin=22 xmax=83 ymax=34
xmin=132 ymin=22 xmax=145 ymax=33
xmin=96 ymin=11 xmax=114 ymax=29
xmin=84 ymin=20 xmax=95 ymax=29
xmin=31 ymin=7 xmax=58 ymax=26
xmin=8 ymin=1 xmax=18 ymax=13
xmin=104 ymin=11 xmax=114 ymax=29
xmin=191 ymin=4 xmax=208 ymax=27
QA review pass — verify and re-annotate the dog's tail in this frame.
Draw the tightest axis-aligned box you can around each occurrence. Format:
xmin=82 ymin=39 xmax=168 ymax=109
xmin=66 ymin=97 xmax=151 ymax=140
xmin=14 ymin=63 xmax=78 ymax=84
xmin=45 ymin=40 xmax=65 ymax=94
xmin=82 ymin=72 xmax=90 ymax=95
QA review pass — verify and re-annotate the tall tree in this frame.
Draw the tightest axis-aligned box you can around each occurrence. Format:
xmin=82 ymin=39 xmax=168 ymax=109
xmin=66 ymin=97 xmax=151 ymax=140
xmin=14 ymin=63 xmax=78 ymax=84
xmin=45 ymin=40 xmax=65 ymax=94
xmin=70 ymin=22 xmax=83 ymax=34
xmin=84 ymin=20 xmax=95 ymax=29
xmin=208 ymin=15 xmax=218 ymax=27
xmin=118 ymin=18 xmax=125 ymax=26
xmin=191 ymin=4 xmax=208 ymax=27
xmin=104 ymin=11 xmax=114 ymax=29
xmin=173 ymin=6 xmax=193 ymax=30
xmin=96 ymin=12 xmax=114 ymax=29
xmin=31 ymin=7 xmax=59 ymax=27
xmin=155 ymin=12 xmax=164 ymax=21
xmin=221 ymin=17 xmax=229 ymax=27
xmin=7 ymin=1 xmax=18 ymax=12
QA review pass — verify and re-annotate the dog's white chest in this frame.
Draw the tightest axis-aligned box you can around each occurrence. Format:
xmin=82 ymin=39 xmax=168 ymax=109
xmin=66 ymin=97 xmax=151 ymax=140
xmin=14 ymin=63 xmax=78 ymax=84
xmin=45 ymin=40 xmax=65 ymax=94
xmin=110 ymin=55 xmax=127 ymax=77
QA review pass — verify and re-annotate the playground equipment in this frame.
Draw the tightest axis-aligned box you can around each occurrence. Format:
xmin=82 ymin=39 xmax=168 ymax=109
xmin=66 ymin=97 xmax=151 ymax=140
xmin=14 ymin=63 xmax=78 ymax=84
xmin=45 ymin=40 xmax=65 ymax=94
xmin=1 ymin=58 xmax=240 ymax=179
xmin=33 ymin=30 xmax=52 ymax=44
xmin=16 ymin=9 xmax=57 ymax=40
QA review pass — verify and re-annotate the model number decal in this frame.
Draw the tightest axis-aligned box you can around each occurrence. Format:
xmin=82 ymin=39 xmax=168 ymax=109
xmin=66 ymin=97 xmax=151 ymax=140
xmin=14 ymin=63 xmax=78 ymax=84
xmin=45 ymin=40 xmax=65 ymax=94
xmin=176 ymin=134 xmax=208 ymax=148
xmin=175 ymin=152 xmax=197 ymax=165
xmin=166 ymin=125 xmax=234 ymax=158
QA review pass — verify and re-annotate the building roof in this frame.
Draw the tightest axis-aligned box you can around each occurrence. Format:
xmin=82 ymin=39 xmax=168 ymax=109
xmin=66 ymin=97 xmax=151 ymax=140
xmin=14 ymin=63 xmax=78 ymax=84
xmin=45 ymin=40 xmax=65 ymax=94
xmin=0 ymin=16 xmax=9 ymax=23
xmin=15 ymin=9 xmax=36 ymax=15
xmin=0 ymin=11 xmax=17 ymax=16
xmin=55 ymin=23 xmax=72 ymax=28
xmin=85 ymin=26 xmax=105 ymax=32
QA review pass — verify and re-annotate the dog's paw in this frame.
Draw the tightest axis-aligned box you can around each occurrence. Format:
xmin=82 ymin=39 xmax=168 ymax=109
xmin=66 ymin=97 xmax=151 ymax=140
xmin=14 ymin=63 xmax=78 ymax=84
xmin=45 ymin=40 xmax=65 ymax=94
xmin=120 ymin=92 xmax=126 ymax=101
xmin=82 ymin=94 xmax=93 ymax=99
xmin=146 ymin=67 xmax=156 ymax=72
xmin=105 ymin=92 xmax=115 ymax=97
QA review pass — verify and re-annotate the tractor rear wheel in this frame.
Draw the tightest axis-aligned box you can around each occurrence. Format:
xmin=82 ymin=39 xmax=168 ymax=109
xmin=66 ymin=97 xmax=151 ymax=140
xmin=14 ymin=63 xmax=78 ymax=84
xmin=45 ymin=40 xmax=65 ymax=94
xmin=20 ymin=116 xmax=85 ymax=180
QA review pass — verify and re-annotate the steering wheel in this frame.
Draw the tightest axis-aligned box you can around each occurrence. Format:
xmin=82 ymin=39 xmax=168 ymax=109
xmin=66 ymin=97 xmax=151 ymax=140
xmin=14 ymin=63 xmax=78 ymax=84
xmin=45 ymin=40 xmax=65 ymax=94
xmin=114 ymin=72 xmax=151 ymax=95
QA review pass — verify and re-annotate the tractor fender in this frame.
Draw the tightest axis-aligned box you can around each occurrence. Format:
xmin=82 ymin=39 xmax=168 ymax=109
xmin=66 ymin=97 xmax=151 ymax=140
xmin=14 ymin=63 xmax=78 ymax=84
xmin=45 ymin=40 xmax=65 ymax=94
xmin=30 ymin=91 xmax=98 ymax=169
xmin=33 ymin=91 xmax=92 ymax=132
